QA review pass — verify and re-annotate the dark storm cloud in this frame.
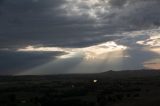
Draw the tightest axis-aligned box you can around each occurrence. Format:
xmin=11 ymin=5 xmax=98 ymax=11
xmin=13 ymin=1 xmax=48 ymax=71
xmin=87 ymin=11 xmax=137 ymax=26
xmin=0 ymin=0 xmax=160 ymax=74
xmin=0 ymin=0 xmax=4 ymax=5
xmin=0 ymin=0 xmax=156 ymax=49
xmin=0 ymin=50 xmax=64 ymax=75
xmin=109 ymin=0 xmax=127 ymax=7
xmin=0 ymin=0 xmax=160 ymax=49
xmin=107 ymin=0 xmax=160 ymax=30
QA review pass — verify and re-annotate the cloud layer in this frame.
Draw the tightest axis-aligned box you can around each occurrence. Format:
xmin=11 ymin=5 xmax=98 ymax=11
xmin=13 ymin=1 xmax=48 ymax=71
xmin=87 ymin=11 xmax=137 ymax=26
xmin=0 ymin=0 xmax=160 ymax=49
xmin=0 ymin=0 xmax=160 ymax=74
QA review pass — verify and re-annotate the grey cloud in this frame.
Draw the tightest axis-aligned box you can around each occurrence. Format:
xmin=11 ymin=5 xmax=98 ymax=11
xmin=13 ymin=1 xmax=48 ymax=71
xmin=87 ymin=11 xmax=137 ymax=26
xmin=0 ymin=0 xmax=160 ymax=49
xmin=0 ymin=0 xmax=4 ymax=5
xmin=109 ymin=0 xmax=127 ymax=8
xmin=103 ymin=0 xmax=160 ymax=32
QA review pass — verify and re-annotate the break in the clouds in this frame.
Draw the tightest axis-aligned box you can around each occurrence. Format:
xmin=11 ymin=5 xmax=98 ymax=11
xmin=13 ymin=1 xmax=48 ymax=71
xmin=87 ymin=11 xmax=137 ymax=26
xmin=0 ymin=0 xmax=160 ymax=75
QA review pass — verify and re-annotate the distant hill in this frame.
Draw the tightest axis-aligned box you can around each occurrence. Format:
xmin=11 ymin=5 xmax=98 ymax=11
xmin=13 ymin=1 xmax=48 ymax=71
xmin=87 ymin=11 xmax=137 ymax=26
xmin=98 ymin=69 xmax=160 ymax=78
xmin=0 ymin=69 xmax=160 ymax=80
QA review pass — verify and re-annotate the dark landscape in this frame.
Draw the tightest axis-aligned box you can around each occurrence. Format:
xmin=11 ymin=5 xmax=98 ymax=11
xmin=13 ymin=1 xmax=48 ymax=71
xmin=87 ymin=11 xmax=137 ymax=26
xmin=0 ymin=70 xmax=160 ymax=106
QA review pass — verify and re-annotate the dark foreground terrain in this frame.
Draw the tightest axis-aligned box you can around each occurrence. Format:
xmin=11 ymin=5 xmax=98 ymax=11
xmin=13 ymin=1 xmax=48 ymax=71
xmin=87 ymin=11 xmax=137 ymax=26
xmin=0 ymin=70 xmax=160 ymax=106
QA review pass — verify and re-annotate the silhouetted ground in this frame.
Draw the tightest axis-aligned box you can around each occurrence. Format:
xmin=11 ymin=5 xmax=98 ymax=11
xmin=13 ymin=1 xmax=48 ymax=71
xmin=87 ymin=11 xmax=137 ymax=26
xmin=0 ymin=69 xmax=160 ymax=106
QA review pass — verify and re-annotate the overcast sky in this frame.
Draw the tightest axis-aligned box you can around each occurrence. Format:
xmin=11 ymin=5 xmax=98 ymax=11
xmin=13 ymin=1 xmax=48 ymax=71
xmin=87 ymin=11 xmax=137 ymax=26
xmin=0 ymin=0 xmax=160 ymax=75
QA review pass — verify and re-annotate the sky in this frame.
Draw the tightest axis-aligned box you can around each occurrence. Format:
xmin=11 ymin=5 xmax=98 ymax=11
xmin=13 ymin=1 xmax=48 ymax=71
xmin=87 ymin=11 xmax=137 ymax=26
xmin=0 ymin=0 xmax=160 ymax=75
